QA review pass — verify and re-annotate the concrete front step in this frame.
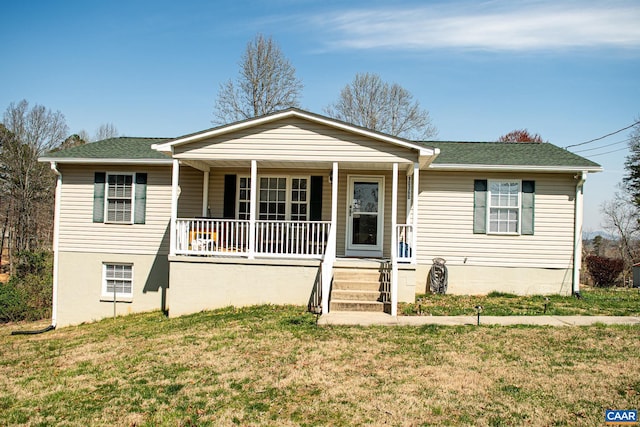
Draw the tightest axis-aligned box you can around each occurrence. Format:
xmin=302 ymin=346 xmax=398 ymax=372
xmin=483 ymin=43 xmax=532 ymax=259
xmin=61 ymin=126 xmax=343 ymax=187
xmin=333 ymin=269 xmax=382 ymax=281
xmin=330 ymin=300 xmax=388 ymax=312
xmin=330 ymin=264 xmax=390 ymax=313
xmin=332 ymin=279 xmax=383 ymax=291
xmin=331 ymin=289 xmax=386 ymax=302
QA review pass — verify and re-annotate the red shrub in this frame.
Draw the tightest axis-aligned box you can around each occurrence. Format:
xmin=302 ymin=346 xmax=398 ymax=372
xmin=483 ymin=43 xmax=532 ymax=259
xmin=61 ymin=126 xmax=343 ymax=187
xmin=585 ymin=255 xmax=624 ymax=287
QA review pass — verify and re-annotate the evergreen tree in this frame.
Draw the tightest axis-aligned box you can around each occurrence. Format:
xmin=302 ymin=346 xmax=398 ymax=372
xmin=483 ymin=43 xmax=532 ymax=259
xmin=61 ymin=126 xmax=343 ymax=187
xmin=623 ymin=119 xmax=640 ymax=208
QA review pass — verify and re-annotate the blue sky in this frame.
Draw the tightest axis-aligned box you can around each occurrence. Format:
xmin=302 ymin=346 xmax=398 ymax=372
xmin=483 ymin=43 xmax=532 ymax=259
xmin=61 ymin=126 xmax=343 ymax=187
xmin=1 ymin=0 xmax=639 ymax=231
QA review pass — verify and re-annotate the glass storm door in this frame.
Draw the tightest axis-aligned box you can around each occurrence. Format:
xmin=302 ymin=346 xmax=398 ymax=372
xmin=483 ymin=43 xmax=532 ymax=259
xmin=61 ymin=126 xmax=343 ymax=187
xmin=346 ymin=176 xmax=384 ymax=256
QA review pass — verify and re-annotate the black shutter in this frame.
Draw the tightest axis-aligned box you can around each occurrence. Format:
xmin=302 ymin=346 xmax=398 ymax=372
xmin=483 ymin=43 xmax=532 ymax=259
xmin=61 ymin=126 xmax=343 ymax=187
xmin=473 ymin=179 xmax=487 ymax=234
xmin=310 ymin=176 xmax=323 ymax=221
xmin=93 ymin=172 xmax=106 ymax=223
xmin=223 ymin=174 xmax=237 ymax=219
xmin=134 ymin=173 xmax=147 ymax=224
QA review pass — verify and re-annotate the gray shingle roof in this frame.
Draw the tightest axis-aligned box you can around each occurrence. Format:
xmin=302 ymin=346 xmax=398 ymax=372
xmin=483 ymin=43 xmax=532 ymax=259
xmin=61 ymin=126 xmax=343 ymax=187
xmin=42 ymin=137 xmax=170 ymax=160
xmin=423 ymin=141 xmax=601 ymax=169
xmin=41 ymin=135 xmax=601 ymax=171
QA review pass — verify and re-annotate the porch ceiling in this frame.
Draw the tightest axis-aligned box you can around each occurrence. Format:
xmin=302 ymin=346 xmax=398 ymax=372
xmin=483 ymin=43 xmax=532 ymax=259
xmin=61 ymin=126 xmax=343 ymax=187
xmin=181 ymin=159 xmax=414 ymax=171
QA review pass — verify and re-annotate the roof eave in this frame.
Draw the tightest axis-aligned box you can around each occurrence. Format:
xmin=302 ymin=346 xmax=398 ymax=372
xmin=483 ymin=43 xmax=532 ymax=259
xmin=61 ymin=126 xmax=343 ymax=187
xmin=429 ymin=164 xmax=603 ymax=173
xmin=39 ymin=157 xmax=173 ymax=165
xmin=418 ymin=147 xmax=440 ymax=168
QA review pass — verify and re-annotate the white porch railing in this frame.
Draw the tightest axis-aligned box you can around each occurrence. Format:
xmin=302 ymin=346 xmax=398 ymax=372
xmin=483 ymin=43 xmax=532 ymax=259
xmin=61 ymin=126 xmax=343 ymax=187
xmin=396 ymin=224 xmax=414 ymax=263
xmin=255 ymin=220 xmax=330 ymax=257
xmin=175 ymin=218 xmax=330 ymax=258
xmin=176 ymin=219 xmax=251 ymax=256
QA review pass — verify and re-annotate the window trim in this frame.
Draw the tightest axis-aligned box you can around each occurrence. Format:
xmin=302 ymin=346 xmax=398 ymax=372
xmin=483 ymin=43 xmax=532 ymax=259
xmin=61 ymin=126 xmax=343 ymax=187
xmin=487 ymin=179 xmax=521 ymax=235
xmin=105 ymin=172 xmax=135 ymax=224
xmin=236 ymin=175 xmax=310 ymax=221
xmin=101 ymin=263 xmax=133 ymax=301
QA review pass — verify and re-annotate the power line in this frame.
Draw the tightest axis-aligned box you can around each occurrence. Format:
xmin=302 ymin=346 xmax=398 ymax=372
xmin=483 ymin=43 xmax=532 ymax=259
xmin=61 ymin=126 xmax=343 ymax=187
xmin=564 ymin=120 xmax=640 ymax=149
xmin=573 ymin=137 xmax=631 ymax=153
xmin=584 ymin=146 xmax=629 ymax=158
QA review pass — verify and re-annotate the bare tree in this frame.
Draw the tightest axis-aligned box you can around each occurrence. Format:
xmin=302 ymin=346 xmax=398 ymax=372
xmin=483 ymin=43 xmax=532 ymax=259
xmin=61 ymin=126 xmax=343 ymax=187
xmin=71 ymin=124 xmax=118 ymax=145
xmin=3 ymin=100 xmax=68 ymax=154
xmin=0 ymin=100 xmax=68 ymax=256
xmin=94 ymin=123 xmax=119 ymax=141
xmin=213 ymin=34 xmax=303 ymax=124
xmin=600 ymin=193 xmax=639 ymax=271
xmin=325 ymin=72 xmax=437 ymax=140
xmin=77 ymin=129 xmax=91 ymax=143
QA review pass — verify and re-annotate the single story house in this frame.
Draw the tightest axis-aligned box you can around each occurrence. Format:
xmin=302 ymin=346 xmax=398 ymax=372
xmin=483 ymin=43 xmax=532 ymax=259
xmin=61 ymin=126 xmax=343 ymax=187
xmin=40 ymin=109 xmax=601 ymax=327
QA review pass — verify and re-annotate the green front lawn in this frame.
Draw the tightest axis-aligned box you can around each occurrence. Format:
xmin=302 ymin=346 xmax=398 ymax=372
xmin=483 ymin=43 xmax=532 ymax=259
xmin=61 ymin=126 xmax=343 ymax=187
xmin=399 ymin=286 xmax=640 ymax=316
xmin=1 ymin=305 xmax=639 ymax=426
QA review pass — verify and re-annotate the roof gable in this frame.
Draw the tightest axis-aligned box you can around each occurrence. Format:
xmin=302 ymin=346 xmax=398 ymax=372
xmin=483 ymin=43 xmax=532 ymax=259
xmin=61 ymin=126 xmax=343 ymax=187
xmin=152 ymin=108 xmax=436 ymax=157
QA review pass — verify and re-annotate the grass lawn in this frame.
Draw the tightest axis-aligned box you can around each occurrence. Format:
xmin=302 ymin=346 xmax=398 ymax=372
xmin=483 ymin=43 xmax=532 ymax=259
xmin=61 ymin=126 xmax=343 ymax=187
xmin=400 ymin=286 xmax=640 ymax=316
xmin=1 ymin=305 xmax=639 ymax=426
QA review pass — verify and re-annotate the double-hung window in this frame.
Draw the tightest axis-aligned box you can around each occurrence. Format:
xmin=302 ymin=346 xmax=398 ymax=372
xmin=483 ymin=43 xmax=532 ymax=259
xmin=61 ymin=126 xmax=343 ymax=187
xmin=102 ymin=263 xmax=133 ymax=299
xmin=488 ymin=180 xmax=520 ymax=234
xmin=106 ymin=174 xmax=133 ymax=223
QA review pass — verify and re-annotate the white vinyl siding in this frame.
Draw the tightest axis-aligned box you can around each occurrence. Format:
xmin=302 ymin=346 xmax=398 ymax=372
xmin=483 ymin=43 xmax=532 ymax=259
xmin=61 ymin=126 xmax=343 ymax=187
xmin=176 ymin=166 xmax=204 ymax=218
xmin=58 ymin=165 xmax=176 ymax=255
xmin=173 ymin=117 xmax=417 ymax=165
xmin=102 ymin=263 xmax=133 ymax=298
xmin=418 ymin=171 xmax=576 ymax=268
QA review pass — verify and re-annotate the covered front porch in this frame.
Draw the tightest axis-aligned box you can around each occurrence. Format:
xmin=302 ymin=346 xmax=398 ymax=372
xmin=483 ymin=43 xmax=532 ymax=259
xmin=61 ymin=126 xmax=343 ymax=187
xmin=167 ymin=160 xmax=421 ymax=316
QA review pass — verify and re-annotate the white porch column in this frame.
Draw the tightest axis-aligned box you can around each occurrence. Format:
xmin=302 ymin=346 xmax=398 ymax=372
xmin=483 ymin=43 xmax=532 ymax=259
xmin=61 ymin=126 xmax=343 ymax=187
xmin=321 ymin=162 xmax=338 ymax=315
xmin=412 ymin=162 xmax=419 ymax=264
xmin=201 ymin=169 xmax=210 ymax=217
xmin=391 ymin=163 xmax=399 ymax=316
xmin=169 ymin=159 xmax=180 ymax=256
xmin=248 ymin=160 xmax=257 ymax=259
xmin=573 ymin=172 xmax=586 ymax=295
xmin=330 ymin=162 xmax=338 ymax=238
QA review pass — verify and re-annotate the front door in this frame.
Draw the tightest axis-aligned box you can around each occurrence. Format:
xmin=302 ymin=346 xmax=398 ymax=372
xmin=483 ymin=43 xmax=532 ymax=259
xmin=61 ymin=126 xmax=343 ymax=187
xmin=346 ymin=176 xmax=384 ymax=257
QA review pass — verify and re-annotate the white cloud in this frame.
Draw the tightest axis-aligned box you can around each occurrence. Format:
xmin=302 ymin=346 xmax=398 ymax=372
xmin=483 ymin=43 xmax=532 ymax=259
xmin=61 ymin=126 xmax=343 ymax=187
xmin=306 ymin=1 xmax=640 ymax=52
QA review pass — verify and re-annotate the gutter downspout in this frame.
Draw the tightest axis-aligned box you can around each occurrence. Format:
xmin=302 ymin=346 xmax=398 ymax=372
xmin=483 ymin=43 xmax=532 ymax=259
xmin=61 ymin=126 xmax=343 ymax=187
xmin=12 ymin=162 xmax=61 ymax=335
xmin=572 ymin=171 xmax=587 ymax=296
